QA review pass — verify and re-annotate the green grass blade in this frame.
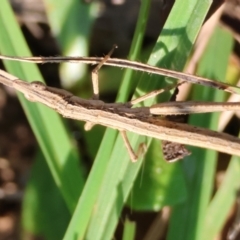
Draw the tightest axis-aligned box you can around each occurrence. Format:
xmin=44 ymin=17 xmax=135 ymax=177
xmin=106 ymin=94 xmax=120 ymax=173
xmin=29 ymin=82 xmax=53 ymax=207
xmin=87 ymin=1 xmax=213 ymax=238
xmin=167 ymin=26 xmax=234 ymax=240
xmin=88 ymin=1 xmax=211 ymax=236
xmin=22 ymin=151 xmax=71 ymax=239
xmin=128 ymin=139 xmax=187 ymax=210
xmin=117 ymin=0 xmax=152 ymax=101
xmin=204 ymin=155 xmax=240 ymax=239
xmin=0 ymin=0 xmax=84 ymax=213
xmin=64 ymin=0 xmax=213 ymax=239
xmin=122 ymin=219 xmax=136 ymax=240
xmin=63 ymin=0 xmax=153 ymax=237
xmin=42 ymin=0 xmax=96 ymax=87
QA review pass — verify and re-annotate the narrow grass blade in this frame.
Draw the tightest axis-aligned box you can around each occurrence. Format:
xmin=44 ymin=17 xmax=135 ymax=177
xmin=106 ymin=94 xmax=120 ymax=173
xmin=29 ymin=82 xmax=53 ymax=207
xmin=42 ymin=0 xmax=96 ymax=87
xmin=0 ymin=0 xmax=84 ymax=212
xmin=204 ymin=155 xmax=240 ymax=239
xmin=122 ymin=219 xmax=136 ymax=240
xmin=167 ymin=26 xmax=234 ymax=240
xmin=63 ymin=0 xmax=152 ymax=238
xmin=128 ymin=140 xmax=187 ymax=210
xmin=22 ymin=151 xmax=70 ymax=239
xmin=64 ymin=1 xmax=213 ymax=239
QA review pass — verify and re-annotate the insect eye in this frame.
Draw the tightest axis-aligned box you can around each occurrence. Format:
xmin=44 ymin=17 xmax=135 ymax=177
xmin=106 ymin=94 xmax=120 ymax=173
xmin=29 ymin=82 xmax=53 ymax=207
xmin=30 ymin=81 xmax=46 ymax=90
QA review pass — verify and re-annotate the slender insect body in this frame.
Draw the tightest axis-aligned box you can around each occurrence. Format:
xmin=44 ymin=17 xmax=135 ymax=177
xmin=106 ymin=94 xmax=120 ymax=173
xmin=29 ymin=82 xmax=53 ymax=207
xmin=51 ymin=97 xmax=240 ymax=157
xmin=1 ymin=48 xmax=240 ymax=161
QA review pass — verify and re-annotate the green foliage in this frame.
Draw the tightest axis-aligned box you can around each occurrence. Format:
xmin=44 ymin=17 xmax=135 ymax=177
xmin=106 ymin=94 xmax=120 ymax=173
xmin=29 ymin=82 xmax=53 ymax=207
xmin=168 ymin=26 xmax=234 ymax=240
xmin=0 ymin=0 xmax=238 ymax=239
xmin=0 ymin=0 xmax=85 ymax=215
xmin=22 ymin=151 xmax=70 ymax=240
